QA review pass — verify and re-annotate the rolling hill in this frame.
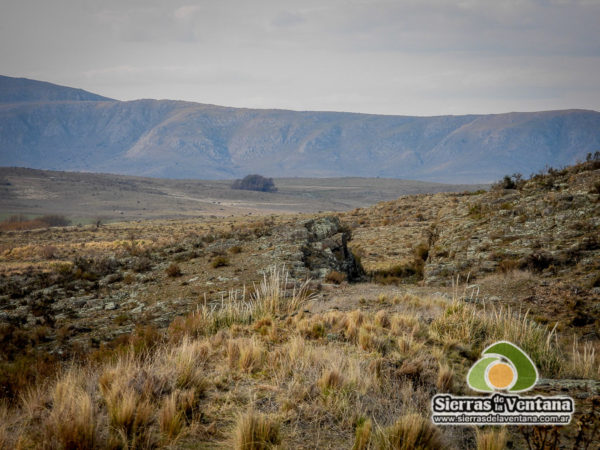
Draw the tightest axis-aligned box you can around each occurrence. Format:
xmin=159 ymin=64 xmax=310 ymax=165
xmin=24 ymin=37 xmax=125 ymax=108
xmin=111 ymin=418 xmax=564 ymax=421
xmin=1 ymin=75 xmax=599 ymax=183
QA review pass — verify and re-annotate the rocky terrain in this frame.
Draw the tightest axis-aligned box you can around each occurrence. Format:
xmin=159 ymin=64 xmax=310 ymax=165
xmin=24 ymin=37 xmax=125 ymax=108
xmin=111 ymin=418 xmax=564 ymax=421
xmin=2 ymin=75 xmax=600 ymax=183
xmin=343 ymin=157 xmax=600 ymax=338
xmin=0 ymin=159 xmax=598 ymax=448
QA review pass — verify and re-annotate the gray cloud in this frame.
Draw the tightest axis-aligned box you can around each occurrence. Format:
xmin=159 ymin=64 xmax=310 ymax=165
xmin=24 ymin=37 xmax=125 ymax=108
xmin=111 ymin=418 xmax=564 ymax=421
xmin=0 ymin=0 xmax=598 ymax=115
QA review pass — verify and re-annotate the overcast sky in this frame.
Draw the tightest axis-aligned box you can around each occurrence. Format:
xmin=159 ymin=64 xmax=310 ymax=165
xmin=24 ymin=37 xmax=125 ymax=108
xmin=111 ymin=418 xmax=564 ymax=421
xmin=1 ymin=0 xmax=599 ymax=116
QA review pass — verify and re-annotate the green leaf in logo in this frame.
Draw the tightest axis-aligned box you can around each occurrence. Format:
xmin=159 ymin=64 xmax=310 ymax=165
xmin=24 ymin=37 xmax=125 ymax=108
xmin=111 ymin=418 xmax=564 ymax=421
xmin=467 ymin=356 xmax=498 ymax=392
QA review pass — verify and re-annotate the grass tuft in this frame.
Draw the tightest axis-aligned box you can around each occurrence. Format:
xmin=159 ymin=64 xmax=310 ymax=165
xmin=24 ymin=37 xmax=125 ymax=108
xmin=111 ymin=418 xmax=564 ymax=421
xmin=374 ymin=413 xmax=444 ymax=450
xmin=476 ymin=427 xmax=507 ymax=450
xmin=233 ymin=410 xmax=281 ymax=450
xmin=352 ymin=418 xmax=372 ymax=450
xmin=430 ymin=301 xmax=563 ymax=377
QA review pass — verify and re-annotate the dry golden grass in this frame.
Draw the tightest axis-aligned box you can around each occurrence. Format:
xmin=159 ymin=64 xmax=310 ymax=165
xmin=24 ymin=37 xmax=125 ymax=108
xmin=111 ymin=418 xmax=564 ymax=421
xmin=352 ymin=418 xmax=372 ymax=450
xmin=374 ymin=413 xmax=444 ymax=450
xmin=476 ymin=427 xmax=508 ymax=450
xmin=236 ymin=338 xmax=266 ymax=373
xmin=568 ymin=338 xmax=599 ymax=380
xmin=430 ymin=301 xmax=563 ymax=377
xmin=233 ymin=410 xmax=281 ymax=450
xmin=43 ymin=371 xmax=97 ymax=449
xmin=318 ymin=368 xmax=345 ymax=393
xmin=252 ymin=266 xmax=312 ymax=317
xmin=436 ymin=363 xmax=454 ymax=393
xmin=2 ymin=264 xmax=596 ymax=448
xmin=159 ymin=392 xmax=184 ymax=442
xmin=0 ymin=402 xmax=9 ymax=450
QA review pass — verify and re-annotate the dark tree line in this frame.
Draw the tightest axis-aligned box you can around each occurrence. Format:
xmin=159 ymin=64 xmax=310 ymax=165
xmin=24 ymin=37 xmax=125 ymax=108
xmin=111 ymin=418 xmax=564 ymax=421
xmin=231 ymin=174 xmax=277 ymax=192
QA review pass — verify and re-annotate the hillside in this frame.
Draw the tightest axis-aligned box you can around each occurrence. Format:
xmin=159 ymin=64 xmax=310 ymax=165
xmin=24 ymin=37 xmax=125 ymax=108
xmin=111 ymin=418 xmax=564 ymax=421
xmin=0 ymin=75 xmax=112 ymax=103
xmin=1 ymin=76 xmax=599 ymax=183
xmin=0 ymin=159 xmax=598 ymax=448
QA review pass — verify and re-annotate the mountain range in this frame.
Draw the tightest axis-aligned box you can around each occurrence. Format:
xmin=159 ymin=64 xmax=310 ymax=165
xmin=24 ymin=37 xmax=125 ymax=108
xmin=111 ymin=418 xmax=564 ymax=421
xmin=1 ymin=75 xmax=599 ymax=183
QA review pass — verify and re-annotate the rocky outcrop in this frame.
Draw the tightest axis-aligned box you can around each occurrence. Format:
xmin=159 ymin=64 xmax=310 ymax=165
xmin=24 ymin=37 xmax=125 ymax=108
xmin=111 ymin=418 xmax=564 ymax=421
xmin=301 ymin=217 xmax=364 ymax=281
xmin=245 ymin=216 xmax=365 ymax=282
xmin=424 ymin=166 xmax=600 ymax=285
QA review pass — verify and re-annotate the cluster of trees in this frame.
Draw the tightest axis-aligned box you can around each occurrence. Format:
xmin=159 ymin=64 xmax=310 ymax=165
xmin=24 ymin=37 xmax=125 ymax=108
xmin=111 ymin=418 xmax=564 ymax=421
xmin=231 ymin=174 xmax=277 ymax=192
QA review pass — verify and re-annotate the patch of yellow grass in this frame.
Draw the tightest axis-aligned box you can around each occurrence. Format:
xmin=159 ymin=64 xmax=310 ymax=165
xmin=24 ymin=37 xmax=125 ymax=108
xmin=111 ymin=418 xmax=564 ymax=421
xmin=233 ymin=410 xmax=281 ymax=450
xmin=40 ymin=370 xmax=97 ymax=449
xmin=430 ymin=301 xmax=562 ymax=377
xmin=374 ymin=413 xmax=444 ymax=450
xmin=568 ymin=338 xmax=599 ymax=380
xmin=476 ymin=427 xmax=507 ymax=450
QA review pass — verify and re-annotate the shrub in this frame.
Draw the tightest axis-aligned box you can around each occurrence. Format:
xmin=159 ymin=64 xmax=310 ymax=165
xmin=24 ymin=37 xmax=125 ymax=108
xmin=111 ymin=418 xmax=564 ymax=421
xmin=229 ymin=245 xmax=243 ymax=254
xmin=166 ymin=263 xmax=182 ymax=277
xmin=325 ymin=270 xmax=346 ymax=284
xmin=39 ymin=215 xmax=71 ymax=227
xmin=498 ymin=258 xmax=518 ymax=274
xmin=232 ymin=175 xmax=277 ymax=193
xmin=0 ymin=214 xmax=70 ymax=231
xmin=371 ymin=259 xmax=424 ymax=284
xmin=41 ymin=245 xmax=58 ymax=260
xmin=413 ymin=242 xmax=429 ymax=261
xmin=212 ymin=256 xmax=230 ymax=268
xmin=522 ymin=251 xmax=554 ymax=272
xmin=501 ymin=175 xmax=516 ymax=189
xmin=132 ymin=256 xmax=153 ymax=273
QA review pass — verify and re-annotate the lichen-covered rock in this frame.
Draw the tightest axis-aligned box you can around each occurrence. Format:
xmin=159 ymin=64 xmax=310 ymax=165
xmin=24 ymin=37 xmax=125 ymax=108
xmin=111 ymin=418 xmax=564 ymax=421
xmin=301 ymin=217 xmax=364 ymax=281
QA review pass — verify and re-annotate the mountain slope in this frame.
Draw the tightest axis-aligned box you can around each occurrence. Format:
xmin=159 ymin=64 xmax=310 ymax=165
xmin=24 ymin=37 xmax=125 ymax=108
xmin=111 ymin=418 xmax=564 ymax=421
xmin=0 ymin=75 xmax=113 ymax=103
xmin=0 ymin=76 xmax=599 ymax=183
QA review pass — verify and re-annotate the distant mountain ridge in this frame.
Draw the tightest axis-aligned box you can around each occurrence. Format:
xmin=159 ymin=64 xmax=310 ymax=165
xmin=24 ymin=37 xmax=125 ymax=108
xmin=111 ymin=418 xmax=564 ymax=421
xmin=0 ymin=75 xmax=599 ymax=183
xmin=0 ymin=75 xmax=113 ymax=103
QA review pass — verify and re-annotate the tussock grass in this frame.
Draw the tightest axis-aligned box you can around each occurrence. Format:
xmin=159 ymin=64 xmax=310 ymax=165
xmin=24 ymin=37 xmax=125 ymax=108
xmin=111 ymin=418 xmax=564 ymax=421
xmin=236 ymin=338 xmax=266 ymax=373
xmin=318 ymin=368 xmax=345 ymax=393
xmin=0 ymin=402 xmax=9 ymax=450
xmin=44 ymin=370 xmax=97 ymax=449
xmin=168 ymin=337 xmax=209 ymax=389
xmin=436 ymin=363 xmax=454 ymax=393
xmin=233 ymin=410 xmax=281 ymax=450
xmin=568 ymin=338 xmax=599 ymax=380
xmin=159 ymin=392 xmax=184 ymax=441
xmin=4 ymin=265 xmax=594 ymax=448
xmin=169 ymin=267 xmax=312 ymax=339
xmin=476 ymin=427 xmax=507 ymax=450
xmin=374 ymin=413 xmax=444 ymax=450
xmin=252 ymin=266 xmax=312 ymax=317
xmin=430 ymin=301 xmax=563 ymax=377
xmin=352 ymin=418 xmax=372 ymax=450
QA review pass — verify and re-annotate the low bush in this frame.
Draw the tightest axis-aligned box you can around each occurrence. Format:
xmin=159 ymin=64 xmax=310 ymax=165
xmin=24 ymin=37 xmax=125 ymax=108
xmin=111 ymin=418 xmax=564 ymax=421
xmin=371 ymin=259 xmax=424 ymax=284
xmin=0 ymin=214 xmax=70 ymax=231
xmin=211 ymin=256 xmax=230 ymax=268
xmin=325 ymin=270 xmax=346 ymax=284
xmin=166 ymin=263 xmax=182 ymax=277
